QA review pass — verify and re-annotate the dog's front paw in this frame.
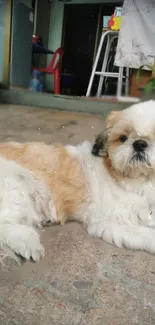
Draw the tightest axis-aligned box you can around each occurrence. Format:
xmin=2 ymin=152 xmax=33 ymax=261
xmin=18 ymin=232 xmax=45 ymax=262
xmin=19 ymin=239 xmax=45 ymax=262
xmin=9 ymin=226 xmax=45 ymax=262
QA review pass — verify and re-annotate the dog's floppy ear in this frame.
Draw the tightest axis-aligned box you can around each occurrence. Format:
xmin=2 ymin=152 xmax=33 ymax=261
xmin=92 ymin=111 xmax=120 ymax=157
xmin=92 ymin=131 xmax=108 ymax=157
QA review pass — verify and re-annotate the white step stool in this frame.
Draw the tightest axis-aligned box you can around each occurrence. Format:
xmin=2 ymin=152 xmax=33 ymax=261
xmin=86 ymin=30 xmax=129 ymax=97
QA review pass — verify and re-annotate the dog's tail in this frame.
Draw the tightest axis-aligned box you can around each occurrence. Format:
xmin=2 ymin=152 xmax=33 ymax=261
xmin=88 ymin=223 xmax=155 ymax=253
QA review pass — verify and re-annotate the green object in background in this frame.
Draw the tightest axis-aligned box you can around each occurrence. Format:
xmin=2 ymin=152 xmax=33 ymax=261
xmin=136 ymin=58 xmax=155 ymax=95
xmin=103 ymin=16 xmax=111 ymax=28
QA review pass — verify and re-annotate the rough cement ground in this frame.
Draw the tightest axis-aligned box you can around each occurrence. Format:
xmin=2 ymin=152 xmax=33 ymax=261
xmin=0 ymin=105 xmax=155 ymax=325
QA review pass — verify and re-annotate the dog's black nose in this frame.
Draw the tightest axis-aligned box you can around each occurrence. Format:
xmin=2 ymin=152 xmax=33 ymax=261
xmin=133 ymin=140 xmax=148 ymax=152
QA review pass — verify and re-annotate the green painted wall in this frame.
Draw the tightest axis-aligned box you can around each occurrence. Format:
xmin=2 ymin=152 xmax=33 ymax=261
xmin=47 ymin=0 xmax=123 ymax=91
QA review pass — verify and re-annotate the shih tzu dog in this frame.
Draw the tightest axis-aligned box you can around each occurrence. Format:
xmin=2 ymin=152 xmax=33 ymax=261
xmin=0 ymin=99 xmax=155 ymax=262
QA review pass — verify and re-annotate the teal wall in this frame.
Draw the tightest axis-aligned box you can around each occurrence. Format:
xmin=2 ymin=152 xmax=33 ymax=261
xmin=47 ymin=0 xmax=123 ymax=91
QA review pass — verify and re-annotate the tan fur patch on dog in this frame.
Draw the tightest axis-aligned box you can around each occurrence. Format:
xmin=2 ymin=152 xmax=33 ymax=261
xmin=0 ymin=142 xmax=86 ymax=223
xmin=103 ymin=157 xmax=124 ymax=183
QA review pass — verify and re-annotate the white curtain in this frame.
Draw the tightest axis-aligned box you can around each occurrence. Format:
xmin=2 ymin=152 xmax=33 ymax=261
xmin=115 ymin=0 xmax=155 ymax=68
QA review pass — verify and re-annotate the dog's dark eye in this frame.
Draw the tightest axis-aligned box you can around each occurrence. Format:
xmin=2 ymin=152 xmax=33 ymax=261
xmin=120 ymin=135 xmax=128 ymax=143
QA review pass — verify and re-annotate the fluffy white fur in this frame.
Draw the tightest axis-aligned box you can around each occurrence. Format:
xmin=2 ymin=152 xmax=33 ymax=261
xmin=0 ymin=158 xmax=53 ymax=261
xmin=1 ymin=99 xmax=155 ymax=262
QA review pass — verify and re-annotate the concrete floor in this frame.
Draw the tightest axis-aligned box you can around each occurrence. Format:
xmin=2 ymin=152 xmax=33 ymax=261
xmin=0 ymin=105 xmax=155 ymax=325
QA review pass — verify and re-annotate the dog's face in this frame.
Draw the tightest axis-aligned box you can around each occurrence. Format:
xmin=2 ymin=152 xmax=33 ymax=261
xmin=92 ymin=100 xmax=155 ymax=176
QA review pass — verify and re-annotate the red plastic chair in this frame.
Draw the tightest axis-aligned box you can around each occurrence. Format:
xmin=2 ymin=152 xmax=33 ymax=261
xmin=32 ymin=47 xmax=64 ymax=94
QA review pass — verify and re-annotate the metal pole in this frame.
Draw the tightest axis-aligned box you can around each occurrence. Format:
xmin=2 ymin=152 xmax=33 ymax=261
xmin=33 ymin=0 xmax=38 ymax=35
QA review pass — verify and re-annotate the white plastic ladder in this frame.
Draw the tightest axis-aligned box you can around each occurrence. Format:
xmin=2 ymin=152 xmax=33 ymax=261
xmin=86 ymin=30 xmax=129 ymax=97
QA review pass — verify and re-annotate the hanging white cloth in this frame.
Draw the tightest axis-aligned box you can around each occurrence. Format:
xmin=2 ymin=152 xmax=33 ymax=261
xmin=115 ymin=0 xmax=155 ymax=68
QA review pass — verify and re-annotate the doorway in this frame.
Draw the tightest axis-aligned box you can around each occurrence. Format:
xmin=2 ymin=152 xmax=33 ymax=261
xmin=62 ymin=4 xmax=98 ymax=96
xmin=61 ymin=3 xmax=122 ymax=96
